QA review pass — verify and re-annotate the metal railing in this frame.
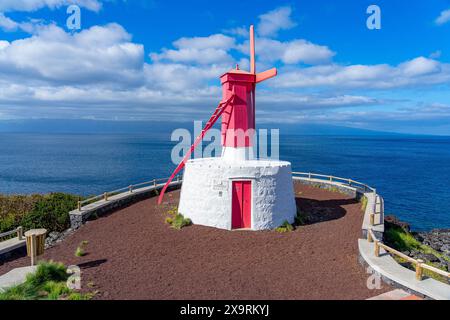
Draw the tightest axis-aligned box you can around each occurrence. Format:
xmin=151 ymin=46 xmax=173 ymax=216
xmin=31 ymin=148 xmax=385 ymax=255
xmin=367 ymin=228 xmax=450 ymax=281
xmin=292 ymin=172 xmax=376 ymax=193
xmin=292 ymin=171 xmax=382 ymax=226
xmin=0 ymin=226 xmax=24 ymax=241
xmin=77 ymin=175 xmax=182 ymax=211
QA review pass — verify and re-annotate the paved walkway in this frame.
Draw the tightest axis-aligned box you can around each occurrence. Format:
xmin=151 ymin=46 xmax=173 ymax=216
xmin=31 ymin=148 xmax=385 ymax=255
xmin=0 ymin=237 xmax=26 ymax=255
xmin=0 ymin=266 xmax=36 ymax=292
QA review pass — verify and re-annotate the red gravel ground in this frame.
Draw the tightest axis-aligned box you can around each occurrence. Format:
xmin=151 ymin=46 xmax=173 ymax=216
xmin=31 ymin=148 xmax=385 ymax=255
xmin=0 ymin=182 xmax=391 ymax=299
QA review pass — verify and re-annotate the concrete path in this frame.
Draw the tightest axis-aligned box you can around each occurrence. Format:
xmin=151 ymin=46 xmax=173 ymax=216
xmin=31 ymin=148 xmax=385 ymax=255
xmin=0 ymin=237 xmax=26 ymax=255
xmin=359 ymin=239 xmax=450 ymax=300
xmin=0 ymin=266 xmax=36 ymax=292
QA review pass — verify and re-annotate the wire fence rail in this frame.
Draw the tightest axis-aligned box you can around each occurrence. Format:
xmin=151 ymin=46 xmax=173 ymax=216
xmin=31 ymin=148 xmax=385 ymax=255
xmin=292 ymin=171 xmax=383 ymax=225
xmin=77 ymin=175 xmax=182 ymax=210
xmin=292 ymin=171 xmax=376 ymax=193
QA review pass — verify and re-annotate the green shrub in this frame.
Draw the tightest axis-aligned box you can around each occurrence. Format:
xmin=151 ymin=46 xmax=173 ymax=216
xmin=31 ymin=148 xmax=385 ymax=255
xmin=0 ymin=194 xmax=42 ymax=233
xmin=27 ymin=261 xmax=68 ymax=287
xmin=0 ymin=261 xmax=68 ymax=300
xmin=21 ymin=193 xmax=80 ymax=232
xmin=75 ymin=240 xmax=89 ymax=257
xmin=275 ymin=220 xmax=294 ymax=233
xmin=166 ymin=213 xmax=191 ymax=230
xmin=67 ymin=291 xmax=97 ymax=300
xmin=43 ymin=281 xmax=71 ymax=300
xmin=0 ymin=261 xmax=96 ymax=301
xmin=384 ymin=226 xmax=421 ymax=252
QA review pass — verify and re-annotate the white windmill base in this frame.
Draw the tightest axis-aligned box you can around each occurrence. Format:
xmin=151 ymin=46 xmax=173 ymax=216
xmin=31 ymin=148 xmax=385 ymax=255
xmin=178 ymin=157 xmax=297 ymax=230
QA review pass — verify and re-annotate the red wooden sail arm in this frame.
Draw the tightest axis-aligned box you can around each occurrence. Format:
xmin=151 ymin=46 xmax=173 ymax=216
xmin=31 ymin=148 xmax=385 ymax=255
xmin=157 ymin=94 xmax=236 ymax=204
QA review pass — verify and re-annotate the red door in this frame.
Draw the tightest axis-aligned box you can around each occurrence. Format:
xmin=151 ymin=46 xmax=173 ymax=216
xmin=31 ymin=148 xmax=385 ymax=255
xmin=232 ymin=181 xmax=251 ymax=229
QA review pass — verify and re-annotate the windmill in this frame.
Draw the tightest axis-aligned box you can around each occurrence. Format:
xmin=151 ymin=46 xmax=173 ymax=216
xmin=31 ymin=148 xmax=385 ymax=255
xmin=158 ymin=25 xmax=296 ymax=230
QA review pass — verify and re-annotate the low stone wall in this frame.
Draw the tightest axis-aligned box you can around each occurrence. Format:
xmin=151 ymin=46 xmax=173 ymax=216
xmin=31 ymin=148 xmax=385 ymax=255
xmin=69 ymin=181 xmax=182 ymax=229
xmin=293 ymin=177 xmax=358 ymax=198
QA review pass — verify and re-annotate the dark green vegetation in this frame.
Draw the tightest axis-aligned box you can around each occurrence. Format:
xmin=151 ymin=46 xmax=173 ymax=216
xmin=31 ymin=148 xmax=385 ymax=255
xmin=0 ymin=261 xmax=96 ymax=300
xmin=384 ymin=224 xmax=450 ymax=283
xmin=0 ymin=193 xmax=81 ymax=233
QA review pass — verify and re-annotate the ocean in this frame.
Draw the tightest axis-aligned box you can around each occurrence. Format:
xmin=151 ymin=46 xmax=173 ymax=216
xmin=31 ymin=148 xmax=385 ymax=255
xmin=1 ymin=132 xmax=449 ymax=231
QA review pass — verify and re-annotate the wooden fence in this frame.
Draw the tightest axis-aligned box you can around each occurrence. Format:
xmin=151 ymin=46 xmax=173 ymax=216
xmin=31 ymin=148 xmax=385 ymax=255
xmin=77 ymin=175 xmax=182 ymax=211
xmin=367 ymin=228 xmax=450 ymax=281
xmin=0 ymin=226 xmax=23 ymax=241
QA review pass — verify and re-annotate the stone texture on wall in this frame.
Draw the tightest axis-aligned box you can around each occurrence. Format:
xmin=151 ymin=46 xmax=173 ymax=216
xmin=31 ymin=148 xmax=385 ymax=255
xmin=69 ymin=183 xmax=181 ymax=229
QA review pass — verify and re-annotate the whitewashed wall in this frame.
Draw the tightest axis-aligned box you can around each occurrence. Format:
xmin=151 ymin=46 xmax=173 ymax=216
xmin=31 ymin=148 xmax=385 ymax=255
xmin=178 ymin=158 xmax=296 ymax=230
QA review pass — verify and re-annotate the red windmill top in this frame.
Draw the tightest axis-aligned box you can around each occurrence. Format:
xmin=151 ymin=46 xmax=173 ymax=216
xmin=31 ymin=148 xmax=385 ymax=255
xmin=158 ymin=25 xmax=278 ymax=204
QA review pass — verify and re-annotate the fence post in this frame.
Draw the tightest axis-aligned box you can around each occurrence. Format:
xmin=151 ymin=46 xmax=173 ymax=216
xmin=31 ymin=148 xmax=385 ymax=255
xmin=104 ymin=192 xmax=108 ymax=201
xmin=367 ymin=229 xmax=373 ymax=243
xmin=17 ymin=226 xmax=23 ymax=240
xmin=374 ymin=240 xmax=380 ymax=257
xmin=30 ymin=234 xmax=36 ymax=266
xmin=415 ymin=259 xmax=424 ymax=281
xmin=78 ymin=201 xmax=81 ymax=211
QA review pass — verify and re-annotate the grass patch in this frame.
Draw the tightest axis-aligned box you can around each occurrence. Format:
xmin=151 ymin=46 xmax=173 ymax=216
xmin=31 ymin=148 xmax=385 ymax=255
xmin=275 ymin=220 xmax=294 ymax=233
xmin=0 ymin=261 xmax=94 ymax=300
xmin=384 ymin=226 xmax=422 ymax=252
xmin=75 ymin=240 xmax=89 ymax=257
xmin=360 ymin=196 xmax=368 ymax=212
xmin=164 ymin=207 xmax=191 ymax=230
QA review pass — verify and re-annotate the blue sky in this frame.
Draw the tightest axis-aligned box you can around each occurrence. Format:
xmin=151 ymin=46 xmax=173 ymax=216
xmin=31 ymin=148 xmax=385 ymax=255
xmin=0 ymin=0 xmax=450 ymax=134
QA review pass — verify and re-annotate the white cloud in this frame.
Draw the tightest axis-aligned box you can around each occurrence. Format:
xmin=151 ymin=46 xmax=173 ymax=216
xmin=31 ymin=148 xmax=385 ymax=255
xmin=435 ymin=9 xmax=450 ymax=25
xmin=144 ymin=63 xmax=227 ymax=92
xmin=0 ymin=13 xmax=47 ymax=33
xmin=0 ymin=23 xmax=144 ymax=86
xmin=0 ymin=5 xmax=448 ymax=128
xmin=173 ymin=34 xmax=235 ymax=50
xmin=151 ymin=48 xmax=233 ymax=65
xmin=0 ymin=0 xmax=102 ymax=12
xmin=274 ymin=57 xmax=450 ymax=89
xmin=223 ymin=26 xmax=249 ymax=37
xmin=399 ymin=56 xmax=441 ymax=76
xmin=257 ymin=6 xmax=296 ymax=37
xmin=150 ymin=33 xmax=236 ymax=65
xmin=237 ymin=37 xmax=334 ymax=65
xmin=0 ymin=13 xmax=18 ymax=31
